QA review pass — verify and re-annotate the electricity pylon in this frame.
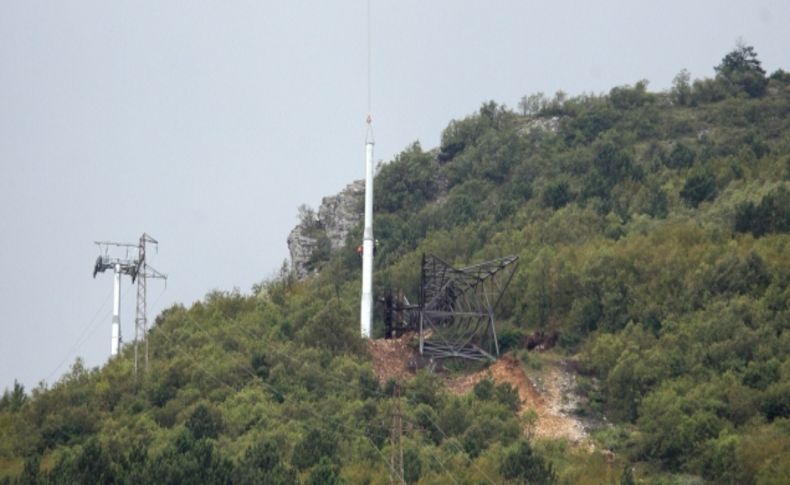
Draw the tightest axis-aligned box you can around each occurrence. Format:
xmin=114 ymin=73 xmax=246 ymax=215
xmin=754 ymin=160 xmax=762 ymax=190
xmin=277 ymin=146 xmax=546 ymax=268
xmin=133 ymin=233 xmax=166 ymax=377
xmin=390 ymin=382 xmax=405 ymax=484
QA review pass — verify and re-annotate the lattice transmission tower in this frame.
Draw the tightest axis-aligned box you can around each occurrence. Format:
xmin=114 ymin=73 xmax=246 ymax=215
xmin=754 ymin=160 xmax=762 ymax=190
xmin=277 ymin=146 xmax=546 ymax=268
xmin=133 ymin=233 xmax=166 ymax=376
xmin=389 ymin=382 xmax=405 ymax=485
xmin=383 ymin=254 xmax=519 ymax=362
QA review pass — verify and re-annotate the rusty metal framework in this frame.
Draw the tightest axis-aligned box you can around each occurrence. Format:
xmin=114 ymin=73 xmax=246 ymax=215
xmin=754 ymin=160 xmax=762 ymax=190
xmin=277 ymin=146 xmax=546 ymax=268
xmin=418 ymin=254 xmax=518 ymax=361
xmin=383 ymin=289 xmax=419 ymax=339
xmin=384 ymin=254 xmax=518 ymax=362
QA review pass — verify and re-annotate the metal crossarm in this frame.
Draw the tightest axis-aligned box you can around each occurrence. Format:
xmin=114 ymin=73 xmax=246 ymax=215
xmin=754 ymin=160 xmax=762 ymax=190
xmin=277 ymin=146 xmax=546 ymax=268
xmin=416 ymin=254 xmax=518 ymax=362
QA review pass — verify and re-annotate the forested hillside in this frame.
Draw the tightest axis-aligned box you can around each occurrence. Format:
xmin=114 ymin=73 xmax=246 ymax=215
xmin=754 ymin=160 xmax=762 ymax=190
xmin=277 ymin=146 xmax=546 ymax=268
xmin=2 ymin=45 xmax=789 ymax=484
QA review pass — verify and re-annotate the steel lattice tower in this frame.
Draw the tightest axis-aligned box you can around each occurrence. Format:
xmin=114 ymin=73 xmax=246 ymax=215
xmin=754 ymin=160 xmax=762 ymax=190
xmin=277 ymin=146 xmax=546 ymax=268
xmin=134 ymin=233 xmax=166 ymax=377
xmin=389 ymin=382 xmax=405 ymax=484
xmin=382 ymin=254 xmax=519 ymax=362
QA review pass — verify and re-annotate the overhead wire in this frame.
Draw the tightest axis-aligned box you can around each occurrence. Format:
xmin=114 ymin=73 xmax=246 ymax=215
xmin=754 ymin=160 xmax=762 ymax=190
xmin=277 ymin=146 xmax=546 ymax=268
xmin=54 ymin=282 xmax=462 ymax=482
xmin=367 ymin=0 xmax=372 ymax=118
xmin=150 ymin=311 xmax=406 ymax=484
xmin=186 ymin=307 xmax=484 ymax=485
xmin=139 ymin=284 xmax=405 ymax=482
xmin=45 ymin=284 xmax=133 ymax=385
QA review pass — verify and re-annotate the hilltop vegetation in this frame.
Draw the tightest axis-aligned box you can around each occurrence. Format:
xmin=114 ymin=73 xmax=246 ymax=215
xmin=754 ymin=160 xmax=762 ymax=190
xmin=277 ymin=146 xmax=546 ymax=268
xmin=2 ymin=45 xmax=790 ymax=483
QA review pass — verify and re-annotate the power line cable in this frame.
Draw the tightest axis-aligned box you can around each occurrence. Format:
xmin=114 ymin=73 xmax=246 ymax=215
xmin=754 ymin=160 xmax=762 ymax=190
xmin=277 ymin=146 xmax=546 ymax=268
xmin=183 ymin=303 xmax=472 ymax=483
xmin=136 ymin=282 xmax=461 ymax=483
xmin=367 ymin=0 xmax=372 ymax=117
xmin=184 ymin=306 xmax=478 ymax=484
xmin=235 ymin=320 xmax=465 ymax=482
xmin=150 ymin=308 xmax=405 ymax=483
xmin=143 ymin=290 xmax=408 ymax=482
xmin=45 ymin=284 xmax=134 ymax=385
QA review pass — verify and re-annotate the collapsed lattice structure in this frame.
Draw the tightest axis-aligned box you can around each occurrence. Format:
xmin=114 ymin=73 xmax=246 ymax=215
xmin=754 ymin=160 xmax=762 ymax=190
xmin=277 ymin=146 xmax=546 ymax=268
xmin=384 ymin=254 xmax=518 ymax=362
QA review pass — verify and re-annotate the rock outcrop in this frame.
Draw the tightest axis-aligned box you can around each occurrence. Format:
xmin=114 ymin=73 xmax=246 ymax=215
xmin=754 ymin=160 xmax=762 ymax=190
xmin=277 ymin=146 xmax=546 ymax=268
xmin=519 ymin=115 xmax=561 ymax=135
xmin=318 ymin=179 xmax=364 ymax=251
xmin=287 ymin=180 xmax=364 ymax=278
xmin=286 ymin=224 xmax=321 ymax=279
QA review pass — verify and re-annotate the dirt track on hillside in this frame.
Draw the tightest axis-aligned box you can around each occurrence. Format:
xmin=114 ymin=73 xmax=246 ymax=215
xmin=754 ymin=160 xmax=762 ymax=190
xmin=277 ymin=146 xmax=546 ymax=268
xmin=368 ymin=338 xmax=593 ymax=447
xmin=446 ymin=355 xmax=591 ymax=446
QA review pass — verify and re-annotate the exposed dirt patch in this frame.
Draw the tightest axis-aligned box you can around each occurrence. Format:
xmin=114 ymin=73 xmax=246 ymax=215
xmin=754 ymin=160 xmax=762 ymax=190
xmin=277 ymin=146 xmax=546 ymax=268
xmin=368 ymin=338 xmax=595 ymax=449
xmin=447 ymin=355 xmax=593 ymax=448
xmin=533 ymin=364 xmax=592 ymax=448
xmin=367 ymin=335 xmax=419 ymax=383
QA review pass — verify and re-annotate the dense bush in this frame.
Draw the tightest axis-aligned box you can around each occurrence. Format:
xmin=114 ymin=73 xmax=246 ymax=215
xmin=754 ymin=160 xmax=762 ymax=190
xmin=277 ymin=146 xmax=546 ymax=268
xmin=735 ymin=185 xmax=790 ymax=236
xmin=500 ymin=440 xmax=557 ymax=484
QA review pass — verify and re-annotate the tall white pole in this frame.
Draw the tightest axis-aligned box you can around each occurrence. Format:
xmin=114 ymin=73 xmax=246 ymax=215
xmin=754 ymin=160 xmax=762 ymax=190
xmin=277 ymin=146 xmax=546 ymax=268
xmin=361 ymin=120 xmax=374 ymax=338
xmin=111 ymin=263 xmax=121 ymax=356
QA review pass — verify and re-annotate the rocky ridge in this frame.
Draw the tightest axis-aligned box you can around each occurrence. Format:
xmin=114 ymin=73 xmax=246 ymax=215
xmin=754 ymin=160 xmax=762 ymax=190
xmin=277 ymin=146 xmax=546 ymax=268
xmin=287 ymin=180 xmax=364 ymax=278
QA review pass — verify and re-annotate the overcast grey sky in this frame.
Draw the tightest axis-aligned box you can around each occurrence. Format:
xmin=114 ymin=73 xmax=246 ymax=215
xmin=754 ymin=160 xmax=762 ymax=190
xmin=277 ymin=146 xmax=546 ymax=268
xmin=1 ymin=1 xmax=788 ymax=391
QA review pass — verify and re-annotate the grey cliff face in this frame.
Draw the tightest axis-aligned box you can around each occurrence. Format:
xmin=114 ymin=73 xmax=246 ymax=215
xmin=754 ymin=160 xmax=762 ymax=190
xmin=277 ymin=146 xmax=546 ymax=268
xmin=286 ymin=225 xmax=320 ymax=279
xmin=287 ymin=180 xmax=364 ymax=278
xmin=318 ymin=179 xmax=364 ymax=251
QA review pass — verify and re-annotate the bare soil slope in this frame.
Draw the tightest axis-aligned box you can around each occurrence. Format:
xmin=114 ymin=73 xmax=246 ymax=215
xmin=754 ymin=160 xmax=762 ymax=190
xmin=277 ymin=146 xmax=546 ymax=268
xmin=367 ymin=334 xmax=419 ymax=383
xmin=446 ymin=355 xmax=591 ymax=446
xmin=368 ymin=338 xmax=592 ymax=447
